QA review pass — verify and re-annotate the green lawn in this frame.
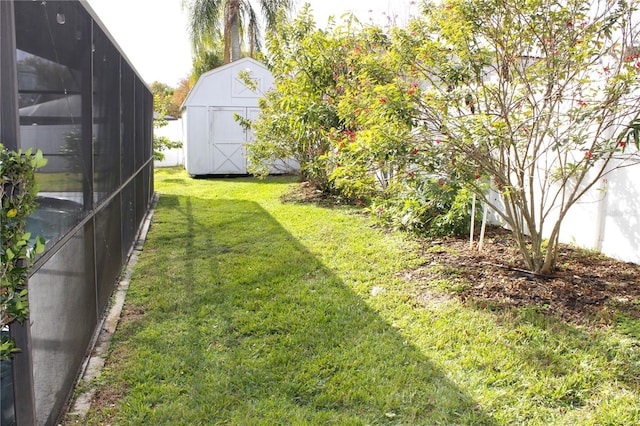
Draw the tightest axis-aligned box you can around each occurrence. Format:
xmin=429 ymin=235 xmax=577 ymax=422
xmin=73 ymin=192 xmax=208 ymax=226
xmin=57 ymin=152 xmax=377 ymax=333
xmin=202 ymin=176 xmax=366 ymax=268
xmin=36 ymin=171 xmax=83 ymax=192
xmin=75 ymin=167 xmax=640 ymax=425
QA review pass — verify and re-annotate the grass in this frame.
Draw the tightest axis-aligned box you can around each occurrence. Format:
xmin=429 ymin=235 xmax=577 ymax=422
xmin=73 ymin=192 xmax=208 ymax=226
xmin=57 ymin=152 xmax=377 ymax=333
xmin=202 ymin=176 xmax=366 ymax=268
xmin=74 ymin=167 xmax=640 ymax=425
xmin=36 ymin=171 xmax=83 ymax=192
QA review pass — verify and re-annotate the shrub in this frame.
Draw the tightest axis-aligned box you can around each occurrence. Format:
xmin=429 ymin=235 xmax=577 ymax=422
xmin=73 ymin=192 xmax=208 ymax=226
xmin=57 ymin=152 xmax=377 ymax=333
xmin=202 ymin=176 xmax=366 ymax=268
xmin=1 ymin=144 xmax=47 ymax=359
xmin=369 ymin=174 xmax=477 ymax=238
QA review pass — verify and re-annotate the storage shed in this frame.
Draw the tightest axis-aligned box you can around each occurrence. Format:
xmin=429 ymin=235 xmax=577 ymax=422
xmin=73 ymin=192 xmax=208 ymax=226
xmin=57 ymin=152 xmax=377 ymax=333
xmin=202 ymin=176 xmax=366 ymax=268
xmin=182 ymin=57 xmax=273 ymax=175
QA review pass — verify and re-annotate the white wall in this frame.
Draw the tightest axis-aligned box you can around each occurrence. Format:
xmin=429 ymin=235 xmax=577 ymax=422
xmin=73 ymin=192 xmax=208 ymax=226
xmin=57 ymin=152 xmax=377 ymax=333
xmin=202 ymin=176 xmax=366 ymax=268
xmin=551 ymin=163 xmax=640 ymax=264
xmin=487 ymin=161 xmax=640 ymax=264
xmin=578 ymin=166 xmax=640 ymax=263
xmin=154 ymin=119 xmax=184 ymax=167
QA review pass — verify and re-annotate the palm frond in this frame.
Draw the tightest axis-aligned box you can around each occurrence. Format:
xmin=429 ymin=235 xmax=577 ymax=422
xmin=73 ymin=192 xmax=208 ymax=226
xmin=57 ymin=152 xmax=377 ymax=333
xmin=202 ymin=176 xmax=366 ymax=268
xmin=186 ymin=0 xmax=224 ymax=54
xmin=259 ymin=0 xmax=292 ymax=29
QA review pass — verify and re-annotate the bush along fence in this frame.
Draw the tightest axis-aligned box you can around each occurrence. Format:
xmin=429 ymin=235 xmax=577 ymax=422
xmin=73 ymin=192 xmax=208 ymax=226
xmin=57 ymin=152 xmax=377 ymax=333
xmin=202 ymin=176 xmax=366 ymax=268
xmin=244 ymin=1 xmax=640 ymax=274
xmin=1 ymin=144 xmax=47 ymax=360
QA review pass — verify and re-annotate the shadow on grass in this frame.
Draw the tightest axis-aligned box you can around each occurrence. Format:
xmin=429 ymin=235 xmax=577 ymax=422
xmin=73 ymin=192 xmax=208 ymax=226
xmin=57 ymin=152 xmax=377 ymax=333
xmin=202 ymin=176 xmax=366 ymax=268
xmin=109 ymin=194 xmax=496 ymax=425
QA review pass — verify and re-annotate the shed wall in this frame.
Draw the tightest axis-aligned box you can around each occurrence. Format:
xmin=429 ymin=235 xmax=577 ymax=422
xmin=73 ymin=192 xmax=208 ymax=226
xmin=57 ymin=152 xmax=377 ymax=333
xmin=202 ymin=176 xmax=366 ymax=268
xmin=183 ymin=58 xmax=274 ymax=175
xmin=184 ymin=106 xmax=209 ymax=175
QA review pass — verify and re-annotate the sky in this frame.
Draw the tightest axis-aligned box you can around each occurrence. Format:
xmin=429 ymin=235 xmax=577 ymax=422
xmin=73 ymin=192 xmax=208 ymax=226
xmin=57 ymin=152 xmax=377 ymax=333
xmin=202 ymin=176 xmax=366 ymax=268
xmin=85 ymin=0 xmax=418 ymax=87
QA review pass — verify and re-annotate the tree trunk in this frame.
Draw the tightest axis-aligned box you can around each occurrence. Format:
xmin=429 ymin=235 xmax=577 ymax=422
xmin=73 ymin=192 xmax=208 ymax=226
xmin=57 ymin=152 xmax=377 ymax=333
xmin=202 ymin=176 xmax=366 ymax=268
xmin=228 ymin=0 xmax=241 ymax=62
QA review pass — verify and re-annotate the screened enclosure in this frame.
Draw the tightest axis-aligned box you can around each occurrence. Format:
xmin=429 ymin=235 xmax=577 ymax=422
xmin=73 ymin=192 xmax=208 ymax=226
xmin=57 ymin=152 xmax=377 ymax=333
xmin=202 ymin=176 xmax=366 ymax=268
xmin=1 ymin=1 xmax=154 ymax=424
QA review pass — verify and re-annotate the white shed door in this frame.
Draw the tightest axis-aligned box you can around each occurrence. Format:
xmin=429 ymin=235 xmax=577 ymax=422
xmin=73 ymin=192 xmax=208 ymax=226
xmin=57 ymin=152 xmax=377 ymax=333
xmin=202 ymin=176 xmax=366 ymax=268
xmin=246 ymin=108 xmax=261 ymax=140
xmin=210 ymin=108 xmax=247 ymax=173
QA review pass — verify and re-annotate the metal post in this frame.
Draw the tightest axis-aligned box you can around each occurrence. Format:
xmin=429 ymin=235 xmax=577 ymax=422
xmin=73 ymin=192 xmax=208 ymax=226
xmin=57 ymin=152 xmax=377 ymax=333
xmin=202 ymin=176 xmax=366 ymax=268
xmin=1 ymin=2 xmax=37 ymax=424
xmin=1 ymin=0 xmax=20 ymax=149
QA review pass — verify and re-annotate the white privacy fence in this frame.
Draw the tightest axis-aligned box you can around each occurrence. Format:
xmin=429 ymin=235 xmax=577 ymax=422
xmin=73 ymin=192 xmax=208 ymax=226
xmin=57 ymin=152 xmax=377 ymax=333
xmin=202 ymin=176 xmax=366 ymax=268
xmin=486 ymin=161 xmax=640 ymax=265
xmin=154 ymin=118 xmax=185 ymax=167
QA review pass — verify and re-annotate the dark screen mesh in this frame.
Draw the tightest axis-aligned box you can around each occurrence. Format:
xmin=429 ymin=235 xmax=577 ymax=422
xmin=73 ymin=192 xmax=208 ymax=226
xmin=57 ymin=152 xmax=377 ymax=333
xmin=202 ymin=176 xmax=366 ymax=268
xmin=121 ymin=180 xmax=137 ymax=259
xmin=28 ymin=223 xmax=96 ymax=425
xmin=15 ymin=0 xmax=90 ymax=247
xmin=7 ymin=1 xmax=154 ymax=424
xmin=134 ymin=78 xmax=146 ymax=170
xmin=121 ymin=62 xmax=136 ymax=180
xmin=95 ymin=196 xmax=123 ymax=312
xmin=93 ymin=25 xmax=121 ymax=204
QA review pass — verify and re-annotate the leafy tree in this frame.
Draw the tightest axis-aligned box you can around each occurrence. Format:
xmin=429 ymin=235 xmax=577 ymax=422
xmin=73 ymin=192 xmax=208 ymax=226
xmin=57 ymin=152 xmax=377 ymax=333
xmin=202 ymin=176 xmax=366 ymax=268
xmin=327 ymin=24 xmax=412 ymax=200
xmin=325 ymin=20 xmax=477 ymax=233
xmin=172 ymin=77 xmax=192 ymax=111
xmin=150 ymin=81 xmax=181 ymax=118
xmin=183 ymin=0 xmax=293 ymax=64
xmin=243 ymin=6 xmax=343 ymax=190
xmin=402 ymin=0 xmax=640 ymax=273
xmin=191 ymin=40 xmax=225 ymax=80
xmin=246 ymin=7 xmax=403 ymax=192
xmin=247 ymin=5 xmax=475 ymax=236
xmin=248 ymin=0 xmax=640 ymax=272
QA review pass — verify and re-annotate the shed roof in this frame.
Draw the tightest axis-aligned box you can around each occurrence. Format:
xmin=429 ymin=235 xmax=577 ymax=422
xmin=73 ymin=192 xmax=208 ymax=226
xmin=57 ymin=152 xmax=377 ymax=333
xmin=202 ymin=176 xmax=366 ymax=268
xmin=181 ymin=57 xmax=273 ymax=109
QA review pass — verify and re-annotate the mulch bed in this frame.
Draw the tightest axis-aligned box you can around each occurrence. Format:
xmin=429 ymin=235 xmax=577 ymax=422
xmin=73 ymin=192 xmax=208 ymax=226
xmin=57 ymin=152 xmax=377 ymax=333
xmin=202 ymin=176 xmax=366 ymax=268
xmin=408 ymin=226 xmax=640 ymax=327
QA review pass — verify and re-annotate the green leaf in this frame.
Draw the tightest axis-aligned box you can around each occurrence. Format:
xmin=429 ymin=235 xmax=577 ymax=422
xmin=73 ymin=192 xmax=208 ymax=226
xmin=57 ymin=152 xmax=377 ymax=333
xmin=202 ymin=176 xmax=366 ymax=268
xmin=34 ymin=236 xmax=46 ymax=254
xmin=32 ymin=149 xmax=48 ymax=168
xmin=5 ymin=248 xmax=15 ymax=261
